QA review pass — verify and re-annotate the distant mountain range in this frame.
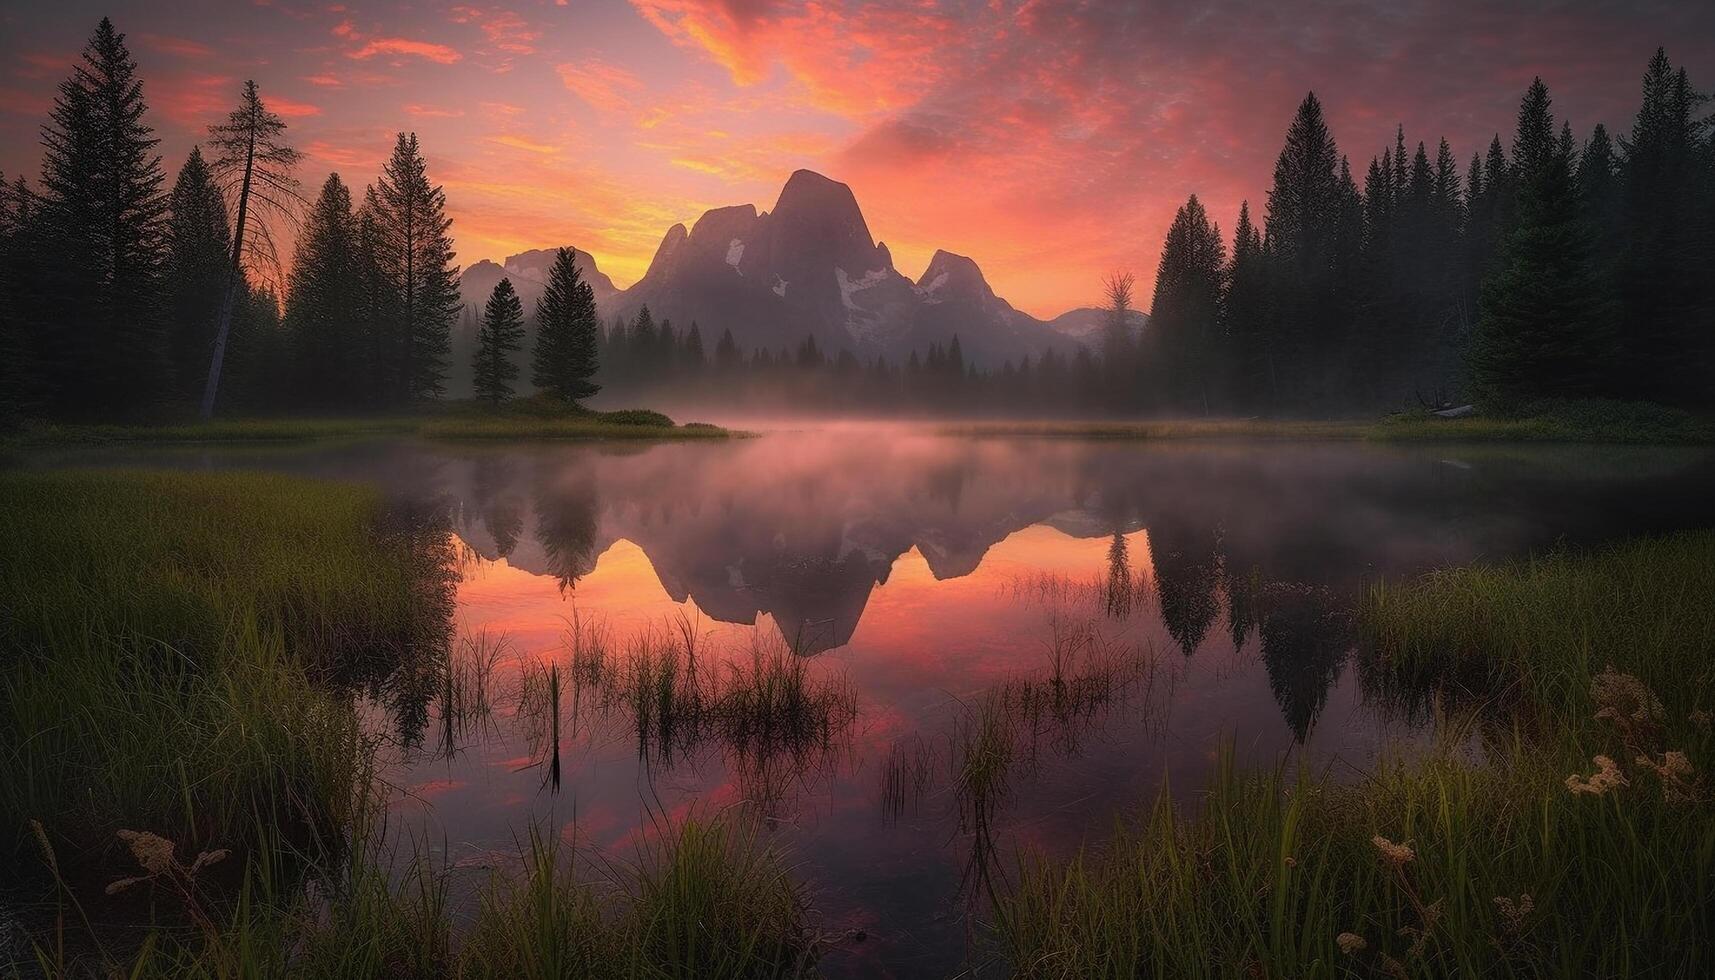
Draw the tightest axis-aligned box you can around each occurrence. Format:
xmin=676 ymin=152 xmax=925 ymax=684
xmin=457 ymin=169 xmax=1146 ymax=368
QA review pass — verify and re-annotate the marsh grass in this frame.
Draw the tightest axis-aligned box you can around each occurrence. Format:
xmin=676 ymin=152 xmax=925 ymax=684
xmin=0 ymin=469 xmax=450 ymax=863
xmin=84 ymin=808 xmax=821 ymax=979
xmin=506 ymin=613 xmax=859 ymax=809
xmin=435 ymin=631 xmax=509 ymax=758
xmin=995 ymin=531 xmax=1715 ymax=977
xmin=942 ymin=624 xmax=1158 ymax=900
xmin=1359 ymin=529 xmax=1715 ymax=725
xmin=879 ymin=735 xmax=933 ymax=824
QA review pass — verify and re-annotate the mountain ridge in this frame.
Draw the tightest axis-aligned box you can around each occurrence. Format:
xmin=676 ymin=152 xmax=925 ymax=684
xmin=458 ymin=169 xmax=1105 ymax=366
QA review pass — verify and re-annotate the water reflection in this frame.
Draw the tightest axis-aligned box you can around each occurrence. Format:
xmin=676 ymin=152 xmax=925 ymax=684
xmin=28 ymin=428 xmax=1715 ymax=977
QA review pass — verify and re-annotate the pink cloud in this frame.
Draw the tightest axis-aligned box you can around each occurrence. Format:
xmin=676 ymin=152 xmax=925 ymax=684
xmin=405 ymin=103 xmax=465 ymax=118
xmin=557 ymin=59 xmax=646 ymax=116
xmin=269 ymin=95 xmax=323 ymax=118
xmin=348 ymin=38 xmax=462 ymax=64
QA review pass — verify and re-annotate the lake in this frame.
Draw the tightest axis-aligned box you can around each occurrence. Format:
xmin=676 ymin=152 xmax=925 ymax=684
xmin=26 ymin=426 xmax=1715 ymax=977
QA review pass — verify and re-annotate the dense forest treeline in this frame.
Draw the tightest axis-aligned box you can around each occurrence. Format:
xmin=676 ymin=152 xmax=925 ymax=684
xmin=582 ymin=53 xmax=1714 ymax=418
xmin=0 ymin=18 xmax=1709 ymax=425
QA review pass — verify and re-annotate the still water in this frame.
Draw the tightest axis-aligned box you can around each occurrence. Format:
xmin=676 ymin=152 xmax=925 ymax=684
xmin=30 ymin=426 xmax=1715 ymax=976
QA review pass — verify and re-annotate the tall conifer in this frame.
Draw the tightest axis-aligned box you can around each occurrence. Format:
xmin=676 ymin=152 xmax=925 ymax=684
xmin=372 ymin=133 xmax=458 ymax=402
xmin=473 ymin=278 xmax=525 ymax=405
xmin=165 ymin=146 xmax=231 ymax=402
xmin=531 ymin=248 xmax=601 ymax=402
xmin=38 ymin=18 xmax=168 ymax=419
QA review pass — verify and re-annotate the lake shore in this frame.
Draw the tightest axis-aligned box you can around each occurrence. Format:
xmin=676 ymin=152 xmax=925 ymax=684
xmin=942 ymin=401 xmax=1715 ymax=446
xmin=994 ymin=530 xmax=1715 ymax=976
xmin=6 ymin=455 xmax=1711 ymax=976
xmin=0 ymin=405 xmax=739 ymax=449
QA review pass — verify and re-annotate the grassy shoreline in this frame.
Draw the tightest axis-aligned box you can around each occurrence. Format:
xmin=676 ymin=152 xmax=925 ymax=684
xmin=0 ymin=470 xmax=449 ymax=863
xmin=0 ymin=407 xmax=738 ymax=449
xmin=943 ymin=400 xmax=1715 ymax=445
xmin=991 ymin=530 xmax=1715 ymax=976
xmin=1 ymin=469 xmax=826 ymax=978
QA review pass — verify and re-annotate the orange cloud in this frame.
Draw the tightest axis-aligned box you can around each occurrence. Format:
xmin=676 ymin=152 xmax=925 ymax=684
xmin=629 ymin=0 xmax=952 ymax=118
xmin=405 ymin=103 xmax=465 ymax=118
xmin=477 ymin=10 xmax=540 ymax=55
xmin=269 ymin=96 xmax=323 ymax=118
xmin=348 ymin=38 xmax=462 ymax=64
xmin=302 ymin=73 xmax=343 ymax=87
xmin=556 ymin=59 xmax=646 ymax=116
xmin=487 ymin=133 xmax=561 ymax=155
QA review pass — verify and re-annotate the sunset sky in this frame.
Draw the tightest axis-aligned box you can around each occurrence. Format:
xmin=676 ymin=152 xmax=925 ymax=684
xmin=2 ymin=1 xmax=1711 ymax=318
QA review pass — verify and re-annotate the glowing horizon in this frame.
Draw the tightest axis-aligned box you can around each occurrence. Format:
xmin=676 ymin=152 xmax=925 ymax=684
xmin=1 ymin=1 xmax=1710 ymax=318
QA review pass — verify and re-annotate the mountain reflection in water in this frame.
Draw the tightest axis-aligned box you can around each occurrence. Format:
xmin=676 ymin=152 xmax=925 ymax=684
xmin=34 ymin=427 xmax=1715 ymax=978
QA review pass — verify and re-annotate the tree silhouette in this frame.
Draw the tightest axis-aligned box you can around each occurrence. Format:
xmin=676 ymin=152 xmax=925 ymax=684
xmin=200 ymin=80 xmax=302 ymax=418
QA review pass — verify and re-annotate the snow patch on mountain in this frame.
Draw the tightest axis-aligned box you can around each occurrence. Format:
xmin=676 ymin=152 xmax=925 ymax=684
xmin=726 ymin=238 xmax=745 ymax=270
xmin=919 ymin=271 xmax=951 ymax=303
xmin=772 ymin=277 xmax=788 ymax=297
xmin=836 ymin=267 xmax=891 ymax=311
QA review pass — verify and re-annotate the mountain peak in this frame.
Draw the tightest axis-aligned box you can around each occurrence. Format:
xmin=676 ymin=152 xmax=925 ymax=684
xmin=918 ymin=249 xmax=996 ymax=304
xmin=771 ymin=170 xmax=874 ymax=251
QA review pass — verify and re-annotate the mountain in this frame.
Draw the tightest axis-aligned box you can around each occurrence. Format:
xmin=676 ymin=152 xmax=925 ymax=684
xmin=460 ymin=247 xmax=620 ymax=316
xmin=452 ymin=248 xmax=621 ymax=396
xmin=1046 ymin=307 xmax=1150 ymax=345
xmin=611 ymin=169 xmax=1080 ymax=367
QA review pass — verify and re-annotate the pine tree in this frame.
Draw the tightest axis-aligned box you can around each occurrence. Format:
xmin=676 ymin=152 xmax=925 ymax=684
xmin=1617 ymin=49 xmax=1712 ymax=404
xmin=0 ymin=176 xmax=33 ymax=426
xmin=684 ymin=321 xmax=706 ymax=366
xmin=628 ymin=305 xmax=659 ymax=373
xmin=165 ymin=146 xmax=231 ymax=403
xmin=1578 ymin=123 xmax=1624 ymax=243
xmin=1098 ymin=272 xmax=1137 ymax=409
xmin=1223 ymin=201 xmax=1269 ymax=408
xmin=531 ymin=248 xmax=600 ymax=403
xmin=354 ymin=189 xmax=401 ymax=406
xmin=37 ymin=18 xmax=169 ymax=419
xmin=1148 ymin=195 xmax=1227 ymax=413
xmin=473 ymin=278 xmax=525 ymax=405
xmin=1471 ymin=78 xmax=1617 ymax=406
xmin=714 ymin=326 xmax=740 ymax=369
xmin=1262 ymin=92 xmax=1346 ymax=409
xmin=283 ymin=173 xmax=362 ymax=406
xmin=372 ymin=134 xmax=458 ymax=402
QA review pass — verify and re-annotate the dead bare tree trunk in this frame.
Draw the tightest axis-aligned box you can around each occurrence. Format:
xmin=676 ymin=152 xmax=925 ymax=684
xmin=200 ymin=125 xmax=255 ymax=419
xmin=199 ymin=81 xmax=300 ymax=419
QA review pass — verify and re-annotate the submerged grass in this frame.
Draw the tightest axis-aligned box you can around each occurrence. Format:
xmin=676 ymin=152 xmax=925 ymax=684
xmin=994 ymin=530 xmax=1715 ymax=976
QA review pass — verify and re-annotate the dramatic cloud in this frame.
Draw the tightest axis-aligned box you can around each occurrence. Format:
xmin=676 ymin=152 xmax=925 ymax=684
xmin=2 ymin=0 xmax=1712 ymax=316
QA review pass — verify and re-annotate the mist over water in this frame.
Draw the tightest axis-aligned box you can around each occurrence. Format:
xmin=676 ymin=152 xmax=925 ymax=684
xmin=29 ymin=425 xmax=1715 ymax=976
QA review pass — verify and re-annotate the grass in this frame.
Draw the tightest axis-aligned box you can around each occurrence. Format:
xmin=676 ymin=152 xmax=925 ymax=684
xmin=992 ymin=530 xmax=1715 ymax=976
xmin=944 ymin=398 xmax=1715 ymax=445
xmin=0 ymin=469 xmax=453 ymax=864
xmin=1 ymin=400 xmax=736 ymax=448
xmin=539 ymin=613 xmax=860 ymax=800
xmin=1359 ymin=529 xmax=1715 ymax=722
xmin=85 ymin=811 xmax=822 ymax=979
xmin=3 ymin=472 xmax=826 ymax=978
